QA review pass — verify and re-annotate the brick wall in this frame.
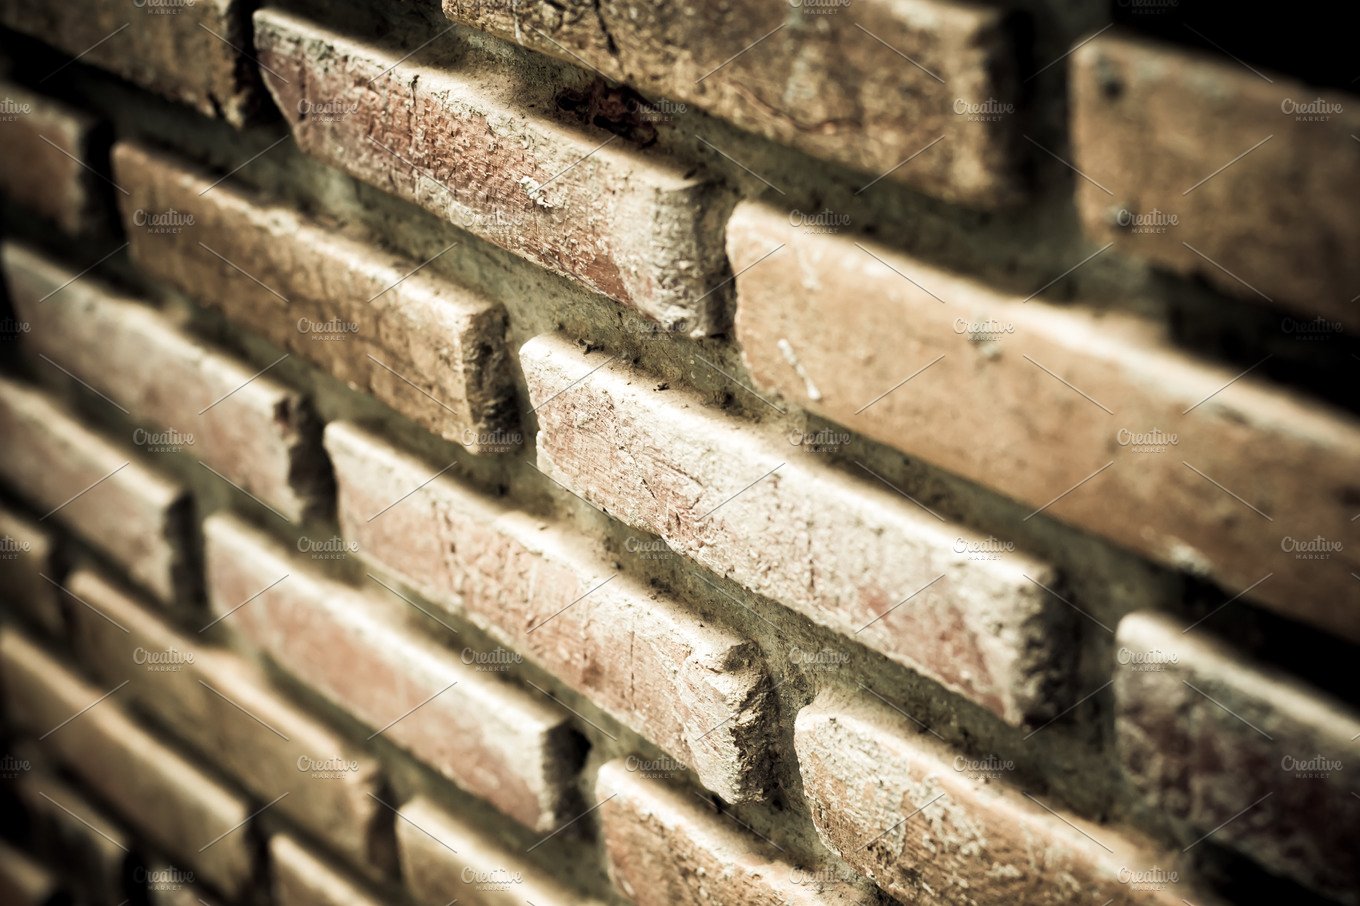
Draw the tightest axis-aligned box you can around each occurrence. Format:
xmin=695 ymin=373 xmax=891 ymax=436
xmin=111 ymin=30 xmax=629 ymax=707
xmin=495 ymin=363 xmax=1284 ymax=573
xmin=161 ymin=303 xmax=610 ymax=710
xmin=0 ymin=1 xmax=1356 ymax=904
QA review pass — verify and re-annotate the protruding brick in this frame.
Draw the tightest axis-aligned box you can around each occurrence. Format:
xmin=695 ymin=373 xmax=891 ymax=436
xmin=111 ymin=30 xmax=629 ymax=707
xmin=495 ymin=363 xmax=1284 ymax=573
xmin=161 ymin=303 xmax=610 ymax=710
xmin=1115 ymin=612 xmax=1360 ymax=904
xmin=0 ymin=505 xmax=63 ymax=635
xmin=14 ymin=771 xmax=136 ymax=900
xmin=0 ymin=377 xmax=194 ymax=604
xmin=203 ymin=514 xmax=581 ymax=832
xmin=0 ymin=0 xmax=260 ymax=126
xmin=1072 ymin=32 xmax=1360 ymax=328
xmin=794 ymin=692 xmax=1193 ymax=905
xmin=0 ymin=841 xmax=66 ymax=906
xmin=396 ymin=796 xmax=598 ymax=906
xmin=0 ymin=631 xmax=254 ymax=899
xmin=4 ymin=242 xmax=330 ymax=523
xmin=520 ymin=333 xmax=1068 ymax=725
xmin=595 ymin=760 xmax=876 ymax=905
xmin=0 ymin=83 xmax=105 ymax=235
xmin=325 ymin=421 xmax=775 ymax=802
xmin=271 ymin=835 xmax=383 ymax=906
xmin=113 ymin=142 xmax=517 ymax=451
xmin=727 ymin=202 xmax=1360 ymax=642
xmin=65 ymin=569 xmax=393 ymax=870
xmin=441 ymin=0 xmax=1022 ymax=207
xmin=253 ymin=8 xmax=732 ymax=334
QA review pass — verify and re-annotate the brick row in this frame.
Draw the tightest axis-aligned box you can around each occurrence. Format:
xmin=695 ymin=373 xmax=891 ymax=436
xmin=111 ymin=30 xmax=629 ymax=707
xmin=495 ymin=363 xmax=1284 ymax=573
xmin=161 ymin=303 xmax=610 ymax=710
xmin=0 ymin=630 xmax=255 ymax=898
xmin=519 ymin=332 xmax=1070 ymax=726
xmin=726 ymin=201 xmax=1360 ymax=642
xmin=112 ymin=142 xmax=518 ymax=452
xmin=4 ymin=241 xmax=331 ymax=523
xmin=253 ymin=7 xmax=731 ymax=335
xmin=0 ymin=504 xmax=63 ymax=635
xmin=1115 ymin=612 xmax=1360 ymax=904
xmin=0 ymin=82 xmax=105 ymax=235
xmin=0 ymin=377 xmax=194 ymax=604
xmin=203 ymin=514 xmax=582 ymax=832
xmin=325 ymin=420 xmax=776 ymax=802
xmin=440 ymin=0 xmax=1022 ymax=207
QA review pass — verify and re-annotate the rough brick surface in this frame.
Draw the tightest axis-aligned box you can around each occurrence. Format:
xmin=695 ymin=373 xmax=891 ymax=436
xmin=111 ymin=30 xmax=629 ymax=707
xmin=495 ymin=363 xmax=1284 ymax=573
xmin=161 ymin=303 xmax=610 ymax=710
xmin=727 ymin=202 xmax=1360 ymax=642
xmin=0 ymin=377 xmax=194 ymax=604
xmin=520 ymin=333 xmax=1069 ymax=725
xmin=203 ymin=514 xmax=581 ymax=832
xmin=326 ymin=421 xmax=776 ymax=802
xmin=4 ymin=242 xmax=331 ymax=523
xmin=112 ymin=142 xmax=517 ymax=452
xmin=396 ymin=796 xmax=597 ymax=906
xmin=0 ymin=630 xmax=254 ymax=899
xmin=253 ymin=8 xmax=732 ymax=335
xmin=271 ymin=835 xmax=382 ymax=906
xmin=1115 ymin=612 xmax=1360 ymax=903
xmin=794 ymin=693 xmax=1191 ymax=906
xmin=0 ymin=83 xmax=104 ymax=235
xmin=441 ymin=0 xmax=1021 ymax=207
xmin=0 ymin=840 xmax=63 ymax=906
xmin=64 ymin=568 xmax=394 ymax=870
xmin=0 ymin=0 xmax=259 ymax=126
xmin=0 ymin=505 xmax=63 ymax=635
xmin=14 ymin=771 xmax=135 ymax=899
xmin=595 ymin=760 xmax=876 ymax=905
xmin=1072 ymin=33 xmax=1360 ymax=328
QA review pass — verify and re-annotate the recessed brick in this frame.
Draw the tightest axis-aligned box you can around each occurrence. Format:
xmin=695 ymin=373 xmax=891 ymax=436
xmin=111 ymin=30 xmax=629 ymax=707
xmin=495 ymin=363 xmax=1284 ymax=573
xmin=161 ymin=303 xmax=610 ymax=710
xmin=727 ymin=201 xmax=1360 ymax=643
xmin=13 ymin=771 xmax=136 ymax=900
xmin=0 ymin=505 xmax=63 ymax=636
xmin=253 ymin=7 xmax=732 ymax=335
xmin=4 ymin=241 xmax=331 ymax=523
xmin=325 ymin=421 xmax=776 ymax=802
xmin=1115 ymin=611 xmax=1360 ymax=903
xmin=270 ymin=835 xmax=383 ymax=906
xmin=441 ymin=0 xmax=1022 ymax=207
xmin=112 ymin=141 xmax=517 ymax=452
xmin=203 ymin=514 xmax=582 ymax=832
xmin=0 ymin=83 xmax=105 ymax=235
xmin=519 ymin=333 xmax=1069 ymax=726
xmin=0 ymin=377 xmax=194 ymax=604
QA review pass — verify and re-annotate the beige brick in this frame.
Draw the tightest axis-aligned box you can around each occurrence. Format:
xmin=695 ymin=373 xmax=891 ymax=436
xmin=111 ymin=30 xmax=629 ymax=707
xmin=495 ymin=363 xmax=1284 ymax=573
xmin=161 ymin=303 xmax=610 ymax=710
xmin=13 ymin=771 xmax=136 ymax=899
xmin=727 ymin=201 xmax=1360 ymax=642
xmin=0 ymin=840 xmax=64 ymax=906
xmin=0 ymin=505 xmax=63 ymax=635
xmin=271 ymin=835 xmax=383 ymax=906
xmin=0 ymin=82 xmax=104 ymax=234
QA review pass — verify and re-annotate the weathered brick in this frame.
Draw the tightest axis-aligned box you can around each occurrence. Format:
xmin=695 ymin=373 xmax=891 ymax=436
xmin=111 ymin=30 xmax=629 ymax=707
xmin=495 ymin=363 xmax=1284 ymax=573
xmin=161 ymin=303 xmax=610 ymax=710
xmin=203 ymin=514 xmax=581 ymax=832
xmin=396 ymin=796 xmax=597 ymax=906
xmin=325 ymin=421 xmax=775 ymax=802
xmin=1072 ymin=32 xmax=1360 ymax=328
xmin=0 ymin=840 xmax=64 ymax=906
xmin=112 ymin=142 xmax=517 ymax=452
xmin=520 ymin=333 xmax=1068 ymax=725
xmin=0 ymin=0 xmax=259 ymax=126
xmin=0 ymin=505 xmax=63 ymax=635
xmin=727 ymin=202 xmax=1360 ymax=643
xmin=64 ymin=568 xmax=393 ymax=870
xmin=14 ymin=771 xmax=136 ymax=899
xmin=1115 ymin=611 xmax=1360 ymax=903
xmin=253 ymin=8 xmax=731 ymax=335
xmin=4 ymin=242 xmax=330 ymax=523
xmin=271 ymin=835 xmax=383 ymax=906
xmin=441 ymin=0 xmax=1021 ymax=207
xmin=0 ymin=377 xmax=194 ymax=604
xmin=0 ymin=83 xmax=105 ymax=235
xmin=595 ymin=759 xmax=876 ymax=905
xmin=794 ymin=692 xmax=1191 ymax=906
xmin=0 ymin=630 xmax=254 ymax=899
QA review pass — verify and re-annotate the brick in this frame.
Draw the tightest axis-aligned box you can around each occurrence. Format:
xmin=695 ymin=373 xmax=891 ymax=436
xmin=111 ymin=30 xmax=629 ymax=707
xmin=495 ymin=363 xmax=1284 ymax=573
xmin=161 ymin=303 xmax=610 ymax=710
xmin=271 ymin=835 xmax=382 ymax=906
xmin=0 ymin=631 xmax=254 ymax=898
xmin=520 ymin=333 xmax=1068 ymax=725
xmin=1072 ymin=32 xmax=1360 ymax=328
xmin=0 ymin=840 xmax=65 ymax=906
xmin=794 ymin=692 xmax=1190 ymax=906
xmin=325 ymin=421 xmax=776 ymax=802
xmin=203 ymin=514 xmax=581 ymax=832
xmin=0 ymin=0 xmax=259 ymax=126
xmin=253 ymin=8 xmax=731 ymax=335
xmin=395 ymin=796 xmax=597 ymax=906
xmin=13 ymin=771 xmax=136 ymax=899
xmin=64 ymin=568 xmax=394 ymax=870
xmin=0 ymin=83 xmax=104 ymax=235
xmin=727 ymin=202 xmax=1360 ymax=643
xmin=0 ymin=505 xmax=63 ymax=635
xmin=4 ymin=242 xmax=330 ymax=523
xmin=442 ymin=0 xmax=1021 ymax=207
xmin=595 ymin=759 xmax=876 ymax=905
xmin=1115 ymin=612 xmax=1360 ymax=903
xmin=112 ymin=142 xmax=517 ymax=452
xmin=0 ymin=377 xmax=194 ymax=603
